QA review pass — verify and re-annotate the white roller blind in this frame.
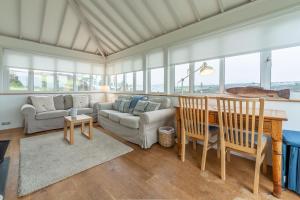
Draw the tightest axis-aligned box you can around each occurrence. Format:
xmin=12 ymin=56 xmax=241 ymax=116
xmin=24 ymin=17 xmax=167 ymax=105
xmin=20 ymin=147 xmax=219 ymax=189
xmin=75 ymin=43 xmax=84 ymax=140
xmin=76 ymin=62 xmax=92 ymax=74
xmin=92 ymin=64 xmax=105 ymax=75
xmin=32 ymin=55 xmax=56 ymax=71
xmin=146 ymin=49 xmax=164 ymax=68
xmin=133 ymin=56 xmax=143 ymax=71
xmin=57 ymin=59 xmax=75 ymax=73
xmin=3 ymin=50 xmax=31 ymax=69
xmin=169 ymin=10 xmax=300 ymax=65
xmin=106 ymin=55 xmax=143 ymax=74
xmin=106 ymin=63 xmax=115 ymax=75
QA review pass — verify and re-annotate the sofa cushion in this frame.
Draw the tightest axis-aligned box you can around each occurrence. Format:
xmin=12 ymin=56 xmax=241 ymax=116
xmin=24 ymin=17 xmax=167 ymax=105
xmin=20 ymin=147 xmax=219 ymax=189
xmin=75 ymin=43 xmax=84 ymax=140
xmin=148 ymin=97 xmax=171 ymax=109
xmin=73 ymin=95 xmax=89 ymax=108
xmin=129 ymin=96 xmax=145 ymax=113
xmin=31 ymin=96 xmax=56 ymax=113
xmin=120 ymin=116 xmax=140 ymax=129
xmin=64 ymin=95 xmax=73 ymax=109
xmin=109 ymin=112 xmax=131 ymax=123
xmin=53 ymin=95 xmax=64 ymax=110
xmin=99 ymin=110 xmax=119 ymax=118
xmin=145 ymin=102 xmax=160 ymax=112
xmin=133 ymin=100 xmax=149 ymax=116
xmin=36 ymin=110 xmax=68 ymax=120
xmin=113 ymin=99 xmax=122 ymax=110
xmin=77 ymin=108 xmax=93 ymax=115
xmin=118 ymin=100 xmax=131 ymax=113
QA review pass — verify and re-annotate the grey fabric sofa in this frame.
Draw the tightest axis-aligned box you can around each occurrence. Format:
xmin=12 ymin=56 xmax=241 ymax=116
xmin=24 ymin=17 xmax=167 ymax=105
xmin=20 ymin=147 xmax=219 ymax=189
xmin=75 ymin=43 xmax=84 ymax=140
xmin=97 ymin=96 xmax=175 ymax=149
xmin=21 ymin=95 xmax=98 ymax=134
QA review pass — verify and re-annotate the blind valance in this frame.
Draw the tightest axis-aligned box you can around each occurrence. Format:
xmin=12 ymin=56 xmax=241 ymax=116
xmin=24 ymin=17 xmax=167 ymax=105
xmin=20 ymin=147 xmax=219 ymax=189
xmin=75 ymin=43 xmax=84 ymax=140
xmin=3 ymin=49 xmax=104 ymax=74
xmin=169 ymin=10 xmax=300 ymax=65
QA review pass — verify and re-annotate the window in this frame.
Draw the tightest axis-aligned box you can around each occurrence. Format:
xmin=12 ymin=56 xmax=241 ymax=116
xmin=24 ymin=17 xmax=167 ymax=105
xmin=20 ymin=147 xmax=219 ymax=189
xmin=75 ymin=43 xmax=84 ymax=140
xmin=116 ymin=74 xmax=124 ymax=91
xmin=125 ymin=72 xmax=133 ymax=92
xmin=76 ymin=74 xmax=90 ymax=91
xmin=33 ymin=70 xmax=54 ymax=92
xmin=225 ymin=53 xmax=260 ymax=88
xmin=8 ymin=68 xmax=29 ymax=91
xmin=57 ymin=72 xmax=73 ymax=92
xmin=271 ymin=46 xmax=300 ymax=95
xmin=194 ymin=59 xmax=220 ymax=93
xmin=135 ymin=71 xmax=143 ymax=91
xmin=92 ymin=75 xmax=103 ymax=90
xmin=150 ymin=67 xmax=164 ymax=93
xmin=109 ymin=75 xmax=116 ymax=91
xmin=174 ymin=63 xmax=190 ymax=93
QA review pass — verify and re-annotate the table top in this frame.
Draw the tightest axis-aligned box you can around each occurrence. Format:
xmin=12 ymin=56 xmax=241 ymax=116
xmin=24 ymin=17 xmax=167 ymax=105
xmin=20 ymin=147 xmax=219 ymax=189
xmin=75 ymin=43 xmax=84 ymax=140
xmin=64 ymin=114 xmax=92 ymax=122
xmin=174 ymin=105 xmax=288 ymax=121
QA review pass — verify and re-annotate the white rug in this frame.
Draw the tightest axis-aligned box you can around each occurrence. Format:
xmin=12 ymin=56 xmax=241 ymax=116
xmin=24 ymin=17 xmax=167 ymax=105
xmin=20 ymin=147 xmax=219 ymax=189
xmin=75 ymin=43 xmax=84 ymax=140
xmin=18 ymin=128 xmax=133 ymax=196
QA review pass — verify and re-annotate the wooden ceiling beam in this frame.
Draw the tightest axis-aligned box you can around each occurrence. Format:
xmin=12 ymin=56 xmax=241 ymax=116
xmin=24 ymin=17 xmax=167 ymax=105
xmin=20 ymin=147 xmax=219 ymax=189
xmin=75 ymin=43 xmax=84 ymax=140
xmin=142 ymin=0 xmax=167 ymax=33
xmin=56 ymin=2 xmax=68 ymax=46
xmin=83 ymin=37 xmax=91 ymax=51
xmin=104 ymin=0 xmax=145 ymax=42
xmin=71 ymin=22 xmax=81 ymax=49
xmin=68 ymin=0 xmax=106 ymax=57
xmin=217 ymin=0 xmax=225 ymax=13
xmin=163 ymin=0 xmax=182 ymax=28
xmin=187 ymin=0 xmax=201 ymax=21
xmin=89 ymin=0 xmax=136 ymax=45
xmin=39 ymin=0 xmax=48 ymax=43
xmin=18 ymin=0 xmax=22 ymax=39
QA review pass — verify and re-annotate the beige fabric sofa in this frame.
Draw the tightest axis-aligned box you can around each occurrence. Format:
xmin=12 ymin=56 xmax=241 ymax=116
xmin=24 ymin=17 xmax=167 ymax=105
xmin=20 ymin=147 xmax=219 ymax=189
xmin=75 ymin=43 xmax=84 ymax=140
xmin=97 ymin=96 xmax=175 ymax=149
xmin=21 ymin=95 xmax=98 ymax=134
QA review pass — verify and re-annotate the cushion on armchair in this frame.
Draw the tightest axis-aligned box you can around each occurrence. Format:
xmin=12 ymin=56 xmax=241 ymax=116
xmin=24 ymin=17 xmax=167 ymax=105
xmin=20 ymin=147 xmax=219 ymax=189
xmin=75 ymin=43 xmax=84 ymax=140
xmin=31 ymin=96 xmax=56 ymax=113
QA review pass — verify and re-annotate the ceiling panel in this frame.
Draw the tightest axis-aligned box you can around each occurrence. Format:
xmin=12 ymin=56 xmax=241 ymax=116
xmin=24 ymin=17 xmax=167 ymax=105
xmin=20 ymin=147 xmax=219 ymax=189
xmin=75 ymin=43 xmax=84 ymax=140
xmin=41 ymin=0 xmax=67 ymax=44
xmin=195 ymin=0 xmax=220 ymax=20
xmin=222 ymin=0 xmax=249 ymax=11
xmin=21 ymin=0 xmax=44 ymax=40
xmin=73 ymin=26 xmax=89 ymax=51
xmin=0 ymin=0 xmax=19 ymax=36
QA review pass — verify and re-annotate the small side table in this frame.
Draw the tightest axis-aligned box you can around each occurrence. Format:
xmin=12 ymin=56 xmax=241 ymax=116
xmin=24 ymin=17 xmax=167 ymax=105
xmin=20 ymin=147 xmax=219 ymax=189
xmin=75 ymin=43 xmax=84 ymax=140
xmin=64 ymin=114 xmax=93 ymax=145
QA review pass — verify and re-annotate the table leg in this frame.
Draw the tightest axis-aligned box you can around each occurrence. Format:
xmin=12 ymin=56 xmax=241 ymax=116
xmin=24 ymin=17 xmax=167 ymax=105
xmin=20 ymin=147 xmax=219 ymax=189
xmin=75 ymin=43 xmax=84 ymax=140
xmin=70 ymin=122 xmax=74 ymax=145
xmin=64 ymin=120 xmax=67 ymax=139
xmin=176 ymin=109 xmax=181 ymax=157
xmin=271 ymin=120 xmax=282 ymax=198
xmin=89 ymin=119 xmax=93 ymax=139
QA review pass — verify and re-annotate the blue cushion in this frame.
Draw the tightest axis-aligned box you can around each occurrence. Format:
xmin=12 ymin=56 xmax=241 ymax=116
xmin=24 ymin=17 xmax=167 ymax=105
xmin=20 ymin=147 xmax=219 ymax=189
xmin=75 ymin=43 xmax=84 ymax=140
xmin=283 ymin=130 xmax=300 ymax=148
xmin=129 ymin=96 xmax=145 ymax=110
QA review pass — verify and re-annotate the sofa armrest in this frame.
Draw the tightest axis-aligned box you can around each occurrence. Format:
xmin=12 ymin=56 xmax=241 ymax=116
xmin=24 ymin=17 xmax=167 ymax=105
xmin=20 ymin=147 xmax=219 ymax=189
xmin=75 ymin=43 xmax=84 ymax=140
xmin=140 ymin=108 xmax=175 ymax=124
xmin=97 ymin=102 xmax=114 ymax=111
xmin=21 ymin=104 xmax=36 ymax=117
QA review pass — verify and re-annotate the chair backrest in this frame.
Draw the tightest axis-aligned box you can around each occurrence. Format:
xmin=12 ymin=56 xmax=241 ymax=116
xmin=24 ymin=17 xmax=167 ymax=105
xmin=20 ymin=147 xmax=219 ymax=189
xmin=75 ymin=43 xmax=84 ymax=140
xmin=216 ymin=97 xmax=265 ymax=153
xmin=178 ymin=96 xmax=209 ymax=139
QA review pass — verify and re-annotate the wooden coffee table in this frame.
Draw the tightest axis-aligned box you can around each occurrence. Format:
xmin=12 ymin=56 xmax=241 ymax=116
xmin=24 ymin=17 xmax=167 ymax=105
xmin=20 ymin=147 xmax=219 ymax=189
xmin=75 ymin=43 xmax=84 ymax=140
xmin=64 ymin=114 xmax=93 ymax=145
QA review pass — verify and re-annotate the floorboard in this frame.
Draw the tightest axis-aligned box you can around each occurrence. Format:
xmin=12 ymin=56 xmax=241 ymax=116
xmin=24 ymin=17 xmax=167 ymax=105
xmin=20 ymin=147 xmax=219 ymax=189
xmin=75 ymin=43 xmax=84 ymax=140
xmin=0 ymin=126 xmax=298 ymax=200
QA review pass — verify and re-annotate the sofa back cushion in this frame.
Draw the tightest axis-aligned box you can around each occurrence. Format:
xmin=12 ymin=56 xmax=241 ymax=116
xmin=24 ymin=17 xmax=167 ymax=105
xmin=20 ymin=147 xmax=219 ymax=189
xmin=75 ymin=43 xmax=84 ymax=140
xmin=53 ymin=95 xmax=64 ymax=110
xmin=31 ymin=96 xmax=56 ymax=113
xmin=145 ymin=102 xmax=160 ymax=112
xmin=64 ymin=95 xmax=73 ymax=109
xmin=129 ymin=96 xmax=146 ymax=113
xmin=133 ymin=100 xmax=149 ymax=116
xmin=113 ymin=99 xmax=122 ymax=110
xmin=148 ymin=97 xmax=171 ymax=109
xmin=118 ymin=100 xmax=131 ymax=113
xmin=72 ymin=95 xmax=89 ymax=108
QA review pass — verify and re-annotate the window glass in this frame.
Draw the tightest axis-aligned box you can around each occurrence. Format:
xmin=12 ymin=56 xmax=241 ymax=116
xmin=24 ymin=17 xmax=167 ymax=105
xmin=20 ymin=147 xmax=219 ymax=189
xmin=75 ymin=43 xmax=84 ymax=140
xmin=271 ymin=46 xmax=300 ymax=97
xmin=225 ymin=53 xmax=260 ymax=88
xmin=194 ymin=59 xmax=220 ymax=93
xmin=136 ymin=71 xmax=143 ymax=91
xmin=175 ymin=63 xmax=189 ymax=93
xmin=8 ymin=68 xmax=29 ymax=91
xmin=116 ymin=74 xmax=124 ymax=91
xmin=34 ymin=70 xmax=54 ymax=92
xmin=76 ymin=74 xmax=90 ymax=91
xmin=150 ymin=67 xmax=164 ymax=93
xmin=125 ymin=72 xmax=133 ymax=92
xmin=92 ymin=75 xmax=103 ymax=90
xmin=57 ymin=72 xmax=73 ymax=92
xmin=109 ymin=75 xmax=116 ymax=91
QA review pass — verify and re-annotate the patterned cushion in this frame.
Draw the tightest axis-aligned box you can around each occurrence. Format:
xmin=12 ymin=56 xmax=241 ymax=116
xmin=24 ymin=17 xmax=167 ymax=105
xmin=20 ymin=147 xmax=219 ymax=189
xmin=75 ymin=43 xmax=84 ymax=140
xmin=31 ymin=96 xmax=56 ymax=113
xmin=145 ymin=102 xmax=160 ymax=112
xmin=113 ymin=99 xmax=122 ymax=110
xmin=72 ymin=95 xmax=89 ymax=108
xmin=129 ymin=96 xmax=146 ymax=113
xmin=133 ymin=100 xmax=149 ymax=116
xmin=118 ymin=100 xmax=131 ymax=113
xmin=148 ymin=97 xmax=171 ymax=109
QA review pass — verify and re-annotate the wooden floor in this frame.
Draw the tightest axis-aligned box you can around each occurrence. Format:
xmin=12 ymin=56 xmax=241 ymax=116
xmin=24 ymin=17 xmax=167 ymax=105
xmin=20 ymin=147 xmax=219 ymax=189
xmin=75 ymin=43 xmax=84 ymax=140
xmin=0 ymin=125 xmax=299 ymax=200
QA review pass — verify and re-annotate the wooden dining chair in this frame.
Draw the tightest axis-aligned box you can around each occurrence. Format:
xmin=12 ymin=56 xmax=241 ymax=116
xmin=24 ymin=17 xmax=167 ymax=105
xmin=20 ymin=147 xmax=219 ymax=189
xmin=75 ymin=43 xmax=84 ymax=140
xmin=179 ymin=96 xmax=218 ymax=171
xmin=216 ymin=97 xmax=267 ymax=194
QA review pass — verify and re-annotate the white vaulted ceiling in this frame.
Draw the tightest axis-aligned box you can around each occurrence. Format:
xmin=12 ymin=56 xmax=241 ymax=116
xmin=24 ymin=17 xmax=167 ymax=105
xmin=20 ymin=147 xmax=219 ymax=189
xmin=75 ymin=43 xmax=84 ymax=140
xmin=0 ymin=0 xmax=253 ymax=58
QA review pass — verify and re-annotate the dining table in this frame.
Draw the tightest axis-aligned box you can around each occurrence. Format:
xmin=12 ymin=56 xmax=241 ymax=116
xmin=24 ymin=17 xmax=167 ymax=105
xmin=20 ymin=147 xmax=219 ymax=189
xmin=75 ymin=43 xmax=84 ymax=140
xmin=175 ymin=104 xmax=288 ymax=198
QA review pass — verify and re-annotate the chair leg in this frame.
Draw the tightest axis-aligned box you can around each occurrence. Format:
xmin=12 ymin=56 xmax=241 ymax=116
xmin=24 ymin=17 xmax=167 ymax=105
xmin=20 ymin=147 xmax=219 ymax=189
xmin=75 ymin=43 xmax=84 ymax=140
xmin=220 ymin=144 xmax=226 ymax=180
xmin=217 ymin=134 xmax=221 ymax=159
xmin=181 ymin=131 xmax=186 ymax=162
xmin=201 ymin=136 xmax=209 ymax=171
xmin=193 ymin=139 xmax=197 ymax=151
xmin=226 ymin=149 xmax=231 ymax=162
xmin=253 ymin=154 xmax=262 ymax=194
xmin=262 ymin=158 xmax=267 ymax=174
